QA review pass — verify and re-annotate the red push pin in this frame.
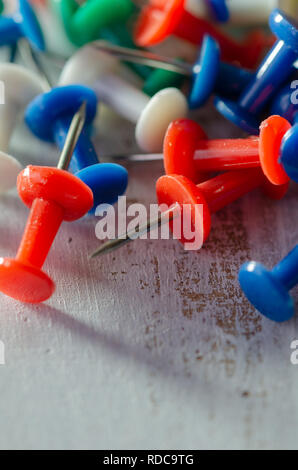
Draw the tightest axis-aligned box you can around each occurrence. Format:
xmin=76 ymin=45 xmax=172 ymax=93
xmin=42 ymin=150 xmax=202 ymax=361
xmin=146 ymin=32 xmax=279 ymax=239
xmin=134 ymin=0 xmax=271 ymax=69
xmin=0 ymin=102 xmax=93 ymax=303
xmin=90 ymin=165 xmax=288 ymax=257
xmin=164 ymin=116 xmax=292 ymax=186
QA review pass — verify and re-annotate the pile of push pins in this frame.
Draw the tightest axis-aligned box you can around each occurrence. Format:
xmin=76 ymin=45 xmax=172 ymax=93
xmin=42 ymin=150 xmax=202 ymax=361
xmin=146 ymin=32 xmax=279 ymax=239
xmin=0 ymin=0 xmax=296 ymax=324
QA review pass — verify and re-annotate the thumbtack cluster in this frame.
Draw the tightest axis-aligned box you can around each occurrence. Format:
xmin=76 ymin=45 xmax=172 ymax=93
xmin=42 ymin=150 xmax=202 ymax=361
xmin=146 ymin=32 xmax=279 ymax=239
xmin=0 ymin=0 xmax=296 ymax=323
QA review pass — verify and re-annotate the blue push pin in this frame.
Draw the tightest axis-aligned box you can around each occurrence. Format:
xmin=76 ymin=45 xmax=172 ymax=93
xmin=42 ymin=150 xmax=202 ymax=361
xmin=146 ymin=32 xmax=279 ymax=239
xmin=0 ymin=0 xmax=45 ymax=50
xmin=215 ymin=9 xmax=298 ymax=134
xmin=207 ymin=0 xmax=230 ymax=23
xmin=189 ymin=35 xmax=252 ymax=108
xmin=95 ymin=36 xmax=252 ymax=109
xmin=239 ymin=245 xmax=298 ymax=322
xmin=101 ymin=36 xmax=252 ymax=109
xmin=24 ymin=85 xmax=128 ymax=210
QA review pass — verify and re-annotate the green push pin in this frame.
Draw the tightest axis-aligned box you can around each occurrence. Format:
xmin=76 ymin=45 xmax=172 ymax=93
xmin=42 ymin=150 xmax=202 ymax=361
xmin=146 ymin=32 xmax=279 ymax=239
xmin=53 ymin=0 xmax=135 ymax=47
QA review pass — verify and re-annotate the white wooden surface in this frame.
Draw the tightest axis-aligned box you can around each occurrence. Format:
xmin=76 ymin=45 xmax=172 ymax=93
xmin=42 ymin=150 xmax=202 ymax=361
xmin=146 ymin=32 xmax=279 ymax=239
xmin=0 ymin=12 xmax=297 ymax=449
xmin=0 ymin=101 xmax=296 ymax=450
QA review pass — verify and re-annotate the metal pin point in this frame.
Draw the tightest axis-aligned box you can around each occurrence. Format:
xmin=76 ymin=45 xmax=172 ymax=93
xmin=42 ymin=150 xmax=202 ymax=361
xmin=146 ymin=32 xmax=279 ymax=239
xmin=57 ymin=101 xmax=86 ymax=171
xmin=90 ymin=203 xmax=179 ymax=258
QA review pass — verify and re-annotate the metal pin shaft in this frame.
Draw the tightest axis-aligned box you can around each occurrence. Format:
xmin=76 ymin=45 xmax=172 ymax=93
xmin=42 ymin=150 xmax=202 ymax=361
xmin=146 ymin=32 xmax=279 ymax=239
xmin=106 ymin=153 xmax=163 ymax=164
xmin=90 ymin=204 xmax=179 ymax=258
xmin=57 ymin=102 xmax=86 ymax=171
xmin=92 ymin=41 xmax=193 ymax=76
xmin=17 ymin=39 xmax=53 ymax=90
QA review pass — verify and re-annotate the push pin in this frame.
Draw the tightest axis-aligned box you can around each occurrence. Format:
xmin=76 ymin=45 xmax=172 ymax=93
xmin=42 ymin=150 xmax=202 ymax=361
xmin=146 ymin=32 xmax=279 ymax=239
xmin=0 ymin=63 xmax=47 ymax=194
xmin=215 ymin=9 xmax=298 ymax=134
xmin=163 ymin=116 xmax=296 ymax=185
xmin=90 ymin=167 xmax=288 ymax=257
xmin=0 ymin=0 xmax=45 ymax=50
xmin=239 ymin=245 xmax=298 ymax=322
xmin=25 ymin=85 xmax=128 ymax=209
xmin=92 ymin=37 xmax=253 ymax=109
xmin=59 ymin=43 xmax=188 ymax=152
xmin=0 ymin=103 xmax=93 ymax=303
xmin=56 ymin=0 xmax=135 ymax=46
xmin=108 ymin=115 xmax=296 ymax=186
xmin=134 ymin=0 xmax=271 ymax=69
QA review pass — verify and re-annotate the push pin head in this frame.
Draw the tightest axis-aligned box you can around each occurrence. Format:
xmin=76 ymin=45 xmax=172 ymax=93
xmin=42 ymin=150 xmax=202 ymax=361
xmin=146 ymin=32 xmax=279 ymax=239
xmin=259 ymin=115 xmax=292 ymax=185
xmin=25 ymin=84 xmax=97 ymax=142
xmin=239 ymin=260 xmax=294 ymax=322
xmin=135 ymin=86 xmax=188 ymax=153
xmin=156 ymin=174 xmax=212 ymax=245
xmin=58 ymin=0 xmax=135 ymax=46
xmin=76 ymin=163 xmax=128 ymax=207
xmin=17 ymin=0 xmax=45 ymax=50
xmin=163 ymin=118 xmax=207 ymax=181
xmin=0 ymin=0 xmax=45 ymax=50
xmin=189 ymin=35 xmax=220 ymax=109
xmin=134 ymin=0 xmax=185 ymax=47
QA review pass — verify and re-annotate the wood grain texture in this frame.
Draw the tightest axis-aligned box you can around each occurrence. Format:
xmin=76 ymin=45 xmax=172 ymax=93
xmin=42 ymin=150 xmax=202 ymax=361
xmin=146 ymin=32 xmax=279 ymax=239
xmin=0 ymin=35 xmax=297 ymax=450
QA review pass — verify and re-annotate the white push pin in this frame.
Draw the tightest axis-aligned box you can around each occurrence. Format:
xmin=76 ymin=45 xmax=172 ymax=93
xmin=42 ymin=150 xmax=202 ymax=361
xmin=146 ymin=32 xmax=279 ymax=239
xmin=0 ymin=63 xmax=46 ymax=193
xmin=58 ymin=43 xmax=188 ymax=152
xmin=187 ymin=0 xmax=297 ymax=25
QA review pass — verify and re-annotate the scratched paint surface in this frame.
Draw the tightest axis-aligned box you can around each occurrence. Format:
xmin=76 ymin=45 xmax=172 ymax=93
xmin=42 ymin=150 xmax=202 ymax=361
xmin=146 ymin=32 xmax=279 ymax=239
xmin=0 ymin=36 xmax=297 ymax=449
